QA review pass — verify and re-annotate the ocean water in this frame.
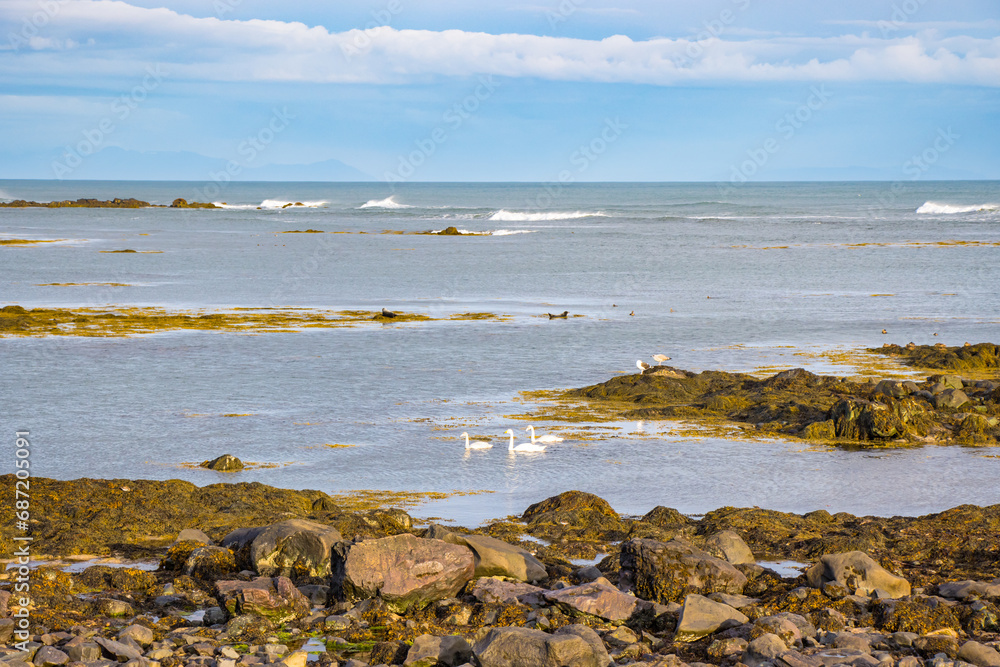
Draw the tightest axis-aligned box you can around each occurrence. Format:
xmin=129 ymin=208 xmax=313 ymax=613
xmin=1 ymin=180 xmax=999 ymax=525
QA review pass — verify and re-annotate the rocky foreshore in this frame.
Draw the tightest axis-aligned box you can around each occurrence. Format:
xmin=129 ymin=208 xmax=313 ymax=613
xmin=0 ymin=198 xmax=217 ymax=209
xmin=564 ymin=343 xmax=999 ymax=446
xmin=2 ymin=478 xmax=999 ymax=667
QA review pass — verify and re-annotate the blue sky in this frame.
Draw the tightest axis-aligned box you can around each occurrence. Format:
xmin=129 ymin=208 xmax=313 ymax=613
xmin=1 ymin=0 xmax=998 ymax=181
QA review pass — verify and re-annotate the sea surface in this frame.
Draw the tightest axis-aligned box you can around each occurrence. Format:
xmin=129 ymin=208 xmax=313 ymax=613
xmin=1 ymin=180 xmax=999 ymax=526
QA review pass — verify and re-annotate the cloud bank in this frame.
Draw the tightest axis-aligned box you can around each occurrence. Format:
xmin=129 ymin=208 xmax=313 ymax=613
xmin=2 ymin=0 xmax=999 ymax=86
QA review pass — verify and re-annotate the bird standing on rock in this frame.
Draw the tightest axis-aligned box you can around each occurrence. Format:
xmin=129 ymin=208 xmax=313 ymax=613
xmin=637 ymin=359 xmax=651 ymax=371
xmin=652 ymin=354 xmax=671 ymax=365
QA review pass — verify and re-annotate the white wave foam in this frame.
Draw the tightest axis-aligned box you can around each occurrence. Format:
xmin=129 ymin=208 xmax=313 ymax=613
xmin=214 ymin=200 xmax=328 ymax=209
xmin=916 ymin=201 xmax=1000 ymax=215
xmin=428 ymin=228 xmax=536 ymax=236
xmin=489 ymin=210 xmax=608 ymax=221
xmin=360 ymin=196 xmax=412 ymax=209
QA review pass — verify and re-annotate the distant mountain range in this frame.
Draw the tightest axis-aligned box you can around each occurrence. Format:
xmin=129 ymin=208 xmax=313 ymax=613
xmin=1 ymin=146 xmax=374 ymax=182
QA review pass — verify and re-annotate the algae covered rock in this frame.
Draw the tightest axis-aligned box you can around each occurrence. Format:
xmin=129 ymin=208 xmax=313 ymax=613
xmin=331 ymin=533 xmax=475 ymax=612
xmin=249 ymin=518 xmax=343 ymax=578
xmin=523 ymin=490 xmax=626 ymax=546
xmin=806 ymin=551 xmax=910 ymax=598
xmin=201 ymin=454 xmax=244 ymax=471
xmin=214 ymin=575 xmax=311 ymax=623
xmin=619 ymin=538 xmax=748 ymax=603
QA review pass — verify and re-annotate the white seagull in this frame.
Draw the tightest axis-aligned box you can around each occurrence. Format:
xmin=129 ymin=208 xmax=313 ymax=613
xmin=525 ymin=425 xmax=563 ymax=444
xmin=652 ymin=354 xmax=671 ymax=365
xmin=506 ymin=428 xmax=545 ymax=453
xmin=461 ymin=432 xmax=492 ymax=450
xmin=637 ymin=359 xmax=651 ymax=371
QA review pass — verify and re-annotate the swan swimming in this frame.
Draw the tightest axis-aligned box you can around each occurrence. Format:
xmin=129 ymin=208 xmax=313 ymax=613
xmin=525 ymin=425 xmax=563 ymax=444
xmin=506 ymin=429 xmax=545 ymax=453
xmin=461 ymin=432 xmax=492 ymax=450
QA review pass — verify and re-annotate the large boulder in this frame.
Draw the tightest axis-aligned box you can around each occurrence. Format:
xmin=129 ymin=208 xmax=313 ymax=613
xmin=473 ymin=626 xmax=609 ymax=667
xmin=426 ymin=525 xmax=546 ymax=582
xmin=958 ymin=641 xmax=1000 ymax=667
xmin=542 ymin=578 xmax=643 ymax=622
xmin=704 ymin=530 xmax=755 ymax=565
xmin=522 ymin=491 xmax=626 ymax=544
xmin=805 ymin=551 xmax=910 ymax=598
xmin=470 ymin=577 xmax=546 ymax=604
xmin=249 ymin=519 xmax=343 ymax=577
xmin=214 ymin=576 xmax=311 ymax=623
xmin=404 ymin=635 xmax=474 ymax=667
xmin=331 ymin=534 xmax=474 ymax=612
xmin=619 ymin=538 xmax=748 ymax=603
xmin=674 ymin=594 xmax=749 ymax=642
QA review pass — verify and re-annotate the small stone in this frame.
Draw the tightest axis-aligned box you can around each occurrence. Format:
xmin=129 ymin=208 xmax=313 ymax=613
xmin=603 ymin=626 xmax=638 ymax=647
xmin=30 ymin=647 xmax=68 ymax=667
xmin=118 ymin=625 xmax=154 ymax=647
xmin=280 ymin=651 xmax=307 ymax=667
xmin=64 ymin=643 xmax=102 ymax=663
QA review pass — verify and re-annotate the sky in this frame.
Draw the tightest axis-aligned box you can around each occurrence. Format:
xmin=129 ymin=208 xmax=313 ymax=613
xmin=0 ymin=0 xmax=998 ymax=181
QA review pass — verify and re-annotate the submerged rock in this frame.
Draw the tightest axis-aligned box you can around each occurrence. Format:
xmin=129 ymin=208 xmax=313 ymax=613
xmin=201 ymin=454 xmax=244 ymax=471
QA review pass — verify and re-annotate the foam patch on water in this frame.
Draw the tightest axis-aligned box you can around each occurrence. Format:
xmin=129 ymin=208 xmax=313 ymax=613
xmin=916 ymin=201 xmax=1000 ymax=215
xmin=214 ymin=200 xmax=328 ymax=209
xmin=489 ymin=210 xmax=608 ymax=221
xmin=360 ymin=196 xmax=413 ymax=209
xmin=428 ymin=228 xmax=536 ymax=236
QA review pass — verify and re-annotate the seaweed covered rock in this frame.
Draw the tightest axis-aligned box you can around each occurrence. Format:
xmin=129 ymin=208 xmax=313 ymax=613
xmin=248 ymin=518 xmax=343 ymax=578
xmin=805 ymin=551 xmax=910 ymax=598
xmin=214 ymin=576 xmax=311 ymax=623
xmin=873 ymin=342 xmax=1000 ymax=372
xmin=619 ymin=538 xmax=748 ymax=603
xmin=183 ymin=545 xmax=237 ymax=579
xmin=201 ymin=454 xmax=244 ymax=471
xmin=522 ymin=491 xmax=626 ymax=548
xmin=331 ymin=534 xmax=474 ymax=612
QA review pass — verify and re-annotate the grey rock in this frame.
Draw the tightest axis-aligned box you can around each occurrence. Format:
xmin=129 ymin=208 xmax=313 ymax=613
xmin=938 ymin=580 xmax=1000 ymax=600
xmin=805 ymin=552 xmax=910 ymax=599
xmin=424 ymin=525 xmax=547 ymax=583
xmin=777 ymin=651 xmax=823 ymax=667
xmin=707 ymin=592 xmax=759 ymax=608
xmin=753 ymin=615 xmax=805 ymax=649
xmin=404 ymin=635 xmax=473 ymax=666
xmin=249 ymin=519 xmax=343 ymax=578
xmin=93 ymin=637 xmax=143 ymax=662
xmin=332 ymin=534 xmax=475 ymax=613
xmin=64 ymin=643 xmax=102 ymax=663
xmin=474 ymin=626 xmax=607 ymax=667
xmin=470 ymin=577 xmax=545 ymax=606
xmin=204 ymin=607 xmax=227 ymax=626
xmin=704 ymin=531 xmax=755 ymax=565
xmin=542 ymin=578 xmax=642 ymax=621
xmin=297 ymin=584 xmax=330 ymax=606
xmin=30 ymin=647 xmax=68 ymax=667
xmin=117 ymin=625 xmax=154 ymax=647
xmin=553 ymin=625 xmax=610 ymax=667
xmin=832 ymin=632 xmax=872 ymax=654
xmin=675 ymin=594 xmax=748 ymax=642
xmin=174 ymin=528 xmax=214 ymax=545
xmin=958 ymin=641 xmax=1000 ymax=667
xmin=744 ymin=633 xmax=789 ymax=667
xmin=575 ymin=565 xmax=603 ymax=583
xmin=935 ymin=388 xmax=970 ymax=409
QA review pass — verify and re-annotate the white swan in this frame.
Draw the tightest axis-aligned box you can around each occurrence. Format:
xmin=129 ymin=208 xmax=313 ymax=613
xmin=461 ymin=432 xmax=492 ymax=450
xmin=506 ymin=429 xmax=545 ymax=453
xmin=525 ymin=425 xmax=563 ymax=444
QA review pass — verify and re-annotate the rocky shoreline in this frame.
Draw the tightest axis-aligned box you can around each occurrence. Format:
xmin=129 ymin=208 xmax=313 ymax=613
xmin=558 ymin=343 xmax=999 ymax=447
xmin=0 ymin=199 xmax=218 ymax=209
xmin=2 ymin=477 xmax=999 ymax=667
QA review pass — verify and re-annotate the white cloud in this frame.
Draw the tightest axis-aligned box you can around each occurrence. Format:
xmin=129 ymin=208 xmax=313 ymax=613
xmin=1 ymin=0 xmax=998 ymax=86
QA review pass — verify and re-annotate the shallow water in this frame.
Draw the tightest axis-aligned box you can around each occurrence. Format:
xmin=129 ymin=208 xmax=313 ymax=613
xmin=2 ymin=180 xmax=998 ymax=526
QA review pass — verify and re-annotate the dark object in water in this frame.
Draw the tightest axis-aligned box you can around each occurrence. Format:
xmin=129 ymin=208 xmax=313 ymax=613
xmin=381 ymin=308 xmax=397 ymax=318
xmin=547 ymin=311 xmax=569 ymax=319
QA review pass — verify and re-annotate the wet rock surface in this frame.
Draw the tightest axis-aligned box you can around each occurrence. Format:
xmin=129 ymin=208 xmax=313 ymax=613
xmin=3 ymin=483 xmax=1000 ymax=667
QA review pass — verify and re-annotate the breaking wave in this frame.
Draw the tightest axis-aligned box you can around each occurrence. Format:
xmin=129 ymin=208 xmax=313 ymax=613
xmin=488 ymin=210 xmax=608 ymax=222
xmin=916 ymin=201 xmax=1000 ymax=215
xmin=359 ymin=196 xmax=413 ymax=209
